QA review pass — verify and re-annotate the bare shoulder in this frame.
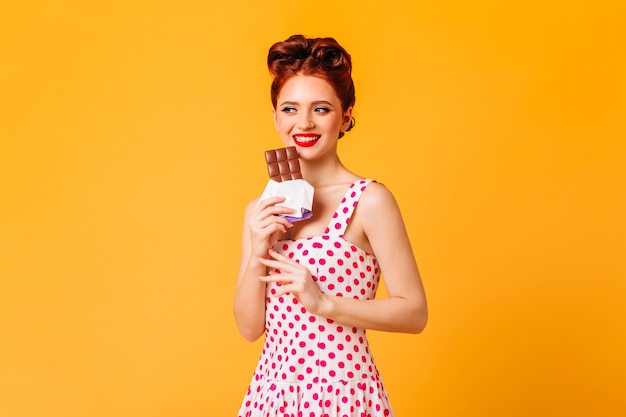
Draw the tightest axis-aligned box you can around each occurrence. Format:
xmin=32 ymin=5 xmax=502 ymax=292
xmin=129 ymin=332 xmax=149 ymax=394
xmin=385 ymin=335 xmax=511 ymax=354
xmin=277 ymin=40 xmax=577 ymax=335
xmin=359 ymin=181 xmax=400 ymax=214
xmin=344 ymin=180 xmax=408 ymax=254
xmin=351 ymin=181 xmax=404 ymax=241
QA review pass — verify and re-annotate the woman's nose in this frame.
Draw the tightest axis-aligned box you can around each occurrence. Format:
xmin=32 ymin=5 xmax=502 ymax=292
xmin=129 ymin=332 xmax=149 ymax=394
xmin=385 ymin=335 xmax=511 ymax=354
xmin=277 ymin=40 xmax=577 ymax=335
xmin=298 ymin=112 xmax=315 ymax=129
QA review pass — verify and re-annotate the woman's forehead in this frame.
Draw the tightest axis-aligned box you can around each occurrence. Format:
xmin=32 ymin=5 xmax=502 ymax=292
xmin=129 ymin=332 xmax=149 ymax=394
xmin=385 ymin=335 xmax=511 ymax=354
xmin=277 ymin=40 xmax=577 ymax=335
xmin=278 ymin=75 xmax=340 ymax=102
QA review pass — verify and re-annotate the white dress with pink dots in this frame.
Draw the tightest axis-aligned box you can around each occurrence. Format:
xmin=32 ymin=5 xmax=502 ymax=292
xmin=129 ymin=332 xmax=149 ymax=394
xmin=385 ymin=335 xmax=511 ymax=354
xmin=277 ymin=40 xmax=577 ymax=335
xmin=238 ymin=179 xmax=394 ymax=417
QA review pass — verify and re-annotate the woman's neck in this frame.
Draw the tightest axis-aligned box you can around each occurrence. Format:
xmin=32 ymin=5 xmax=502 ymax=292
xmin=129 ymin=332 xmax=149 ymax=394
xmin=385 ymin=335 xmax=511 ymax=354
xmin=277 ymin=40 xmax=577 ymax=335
xmin=300 ymin=155 xmax=356 ymax=187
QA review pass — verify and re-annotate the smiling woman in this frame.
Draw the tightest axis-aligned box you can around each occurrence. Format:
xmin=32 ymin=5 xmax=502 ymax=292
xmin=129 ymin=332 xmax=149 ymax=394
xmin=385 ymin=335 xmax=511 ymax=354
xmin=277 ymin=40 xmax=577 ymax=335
xmin=274 ymin=76 xmax=351 ymax=155
xmin=233 ymin=34 xmax=427 ymax=417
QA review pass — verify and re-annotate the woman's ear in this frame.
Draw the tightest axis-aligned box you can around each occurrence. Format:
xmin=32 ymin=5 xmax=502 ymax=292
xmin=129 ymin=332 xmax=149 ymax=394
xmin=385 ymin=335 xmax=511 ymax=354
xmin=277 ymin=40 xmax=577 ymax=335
xmin=341 ymin=107 xmax=353 ymax=131
xmin=272 ymin=107 xmax=279 ymax=131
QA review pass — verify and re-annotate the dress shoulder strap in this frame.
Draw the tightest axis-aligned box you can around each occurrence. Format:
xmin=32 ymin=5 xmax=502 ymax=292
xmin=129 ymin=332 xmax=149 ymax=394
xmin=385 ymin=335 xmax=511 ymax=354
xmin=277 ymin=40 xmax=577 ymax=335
xmin=324 ymin=179 xmax=375 ymax=237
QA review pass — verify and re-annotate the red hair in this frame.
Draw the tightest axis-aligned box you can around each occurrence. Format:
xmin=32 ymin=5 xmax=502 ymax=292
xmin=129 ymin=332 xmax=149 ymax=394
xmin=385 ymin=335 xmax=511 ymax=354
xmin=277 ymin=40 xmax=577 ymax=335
xmin=267 ymin=35 xmax=356 ymax=114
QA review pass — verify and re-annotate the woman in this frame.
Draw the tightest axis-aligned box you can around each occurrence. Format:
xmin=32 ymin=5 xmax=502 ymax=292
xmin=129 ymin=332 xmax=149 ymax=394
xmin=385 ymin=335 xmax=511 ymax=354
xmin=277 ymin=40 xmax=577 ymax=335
xmin=234 ymin=34 xmax=427 ymax=417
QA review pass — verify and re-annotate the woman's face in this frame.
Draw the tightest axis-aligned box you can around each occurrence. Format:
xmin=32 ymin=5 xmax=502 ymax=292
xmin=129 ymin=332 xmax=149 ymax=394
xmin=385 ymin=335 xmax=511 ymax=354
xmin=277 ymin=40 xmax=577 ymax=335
xmin=273 ymin=75 xmax=352 ymax=161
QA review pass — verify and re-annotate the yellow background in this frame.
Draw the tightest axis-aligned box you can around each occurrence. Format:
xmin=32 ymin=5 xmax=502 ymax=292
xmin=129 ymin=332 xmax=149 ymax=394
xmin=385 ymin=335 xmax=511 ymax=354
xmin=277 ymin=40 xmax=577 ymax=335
xmin=1 ymin=1 xmax=624 ymax=416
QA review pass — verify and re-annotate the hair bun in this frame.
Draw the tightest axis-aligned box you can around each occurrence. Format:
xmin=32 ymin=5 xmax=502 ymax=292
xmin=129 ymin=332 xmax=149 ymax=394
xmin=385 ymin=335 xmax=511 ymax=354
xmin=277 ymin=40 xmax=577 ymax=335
xmin=314 ymin=45 xmax=347 ymax=72
xmin=267 ymin=35 xmax=311 ymax=77
xmin=268 ymin=35 xmax=352 ymax=76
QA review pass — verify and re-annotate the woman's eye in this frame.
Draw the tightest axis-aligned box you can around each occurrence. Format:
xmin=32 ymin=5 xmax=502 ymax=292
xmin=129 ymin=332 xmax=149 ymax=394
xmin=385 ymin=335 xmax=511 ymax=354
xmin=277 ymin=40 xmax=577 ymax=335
xmin=314 ymin=107 xmax=330 ymax=113
xmin=281 ymin=107 xmax=297 ymax=113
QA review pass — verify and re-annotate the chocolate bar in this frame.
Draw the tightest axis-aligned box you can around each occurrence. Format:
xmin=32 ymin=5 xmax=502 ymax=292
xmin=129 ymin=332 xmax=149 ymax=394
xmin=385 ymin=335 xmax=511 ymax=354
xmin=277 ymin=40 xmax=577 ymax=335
xmin=265 ymin=146 xmax=303 ymax=182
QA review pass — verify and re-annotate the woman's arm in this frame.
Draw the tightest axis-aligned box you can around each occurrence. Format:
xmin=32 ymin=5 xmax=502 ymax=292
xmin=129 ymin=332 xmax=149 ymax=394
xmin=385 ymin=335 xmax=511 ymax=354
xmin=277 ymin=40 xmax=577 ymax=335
xmin=233 ymin=197 xmax=294 ymax=342
xmin=259 ymin=183 xmax=427 ymax=334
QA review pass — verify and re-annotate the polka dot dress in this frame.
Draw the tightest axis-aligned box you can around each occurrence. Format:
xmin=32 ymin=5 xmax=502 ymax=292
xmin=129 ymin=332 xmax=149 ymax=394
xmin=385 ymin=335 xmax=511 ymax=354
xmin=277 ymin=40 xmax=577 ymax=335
xmin=238 ymin=179 xmax=394 ymax=417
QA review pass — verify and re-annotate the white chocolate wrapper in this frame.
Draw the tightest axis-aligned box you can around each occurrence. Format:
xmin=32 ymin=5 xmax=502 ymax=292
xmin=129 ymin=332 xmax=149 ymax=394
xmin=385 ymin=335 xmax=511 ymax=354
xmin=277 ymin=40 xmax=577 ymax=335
xmin=257 ymin=179 xmax=314 ymax=222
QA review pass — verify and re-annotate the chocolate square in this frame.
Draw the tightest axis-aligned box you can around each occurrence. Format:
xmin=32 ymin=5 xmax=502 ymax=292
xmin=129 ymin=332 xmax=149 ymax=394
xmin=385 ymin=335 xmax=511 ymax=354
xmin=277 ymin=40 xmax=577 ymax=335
xmin=265 ymin=146 xmax=303 ymax=182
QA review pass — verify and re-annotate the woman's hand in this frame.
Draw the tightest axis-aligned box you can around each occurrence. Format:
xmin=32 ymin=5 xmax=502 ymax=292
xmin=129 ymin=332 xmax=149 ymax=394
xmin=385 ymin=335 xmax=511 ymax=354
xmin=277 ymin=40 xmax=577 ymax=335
xmin=258 ymin=249 xmax=329 ymax=315
xmin=249 ymin=197 xmax=294 ymax=259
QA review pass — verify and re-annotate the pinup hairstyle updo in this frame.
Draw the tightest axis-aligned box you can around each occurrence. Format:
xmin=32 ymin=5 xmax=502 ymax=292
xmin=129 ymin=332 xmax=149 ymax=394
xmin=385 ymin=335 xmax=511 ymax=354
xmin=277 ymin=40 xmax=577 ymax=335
xmin=268 ymin=34 xmax=356 ymax=137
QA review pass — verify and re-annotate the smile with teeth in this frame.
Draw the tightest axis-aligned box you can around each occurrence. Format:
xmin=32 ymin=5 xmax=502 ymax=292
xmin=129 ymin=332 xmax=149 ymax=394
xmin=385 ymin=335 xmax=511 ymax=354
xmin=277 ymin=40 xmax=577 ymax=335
xmin=294 ymin=135 xmax=320 ymax=142
xmin=293 ymin=134 xmax=321 ymax=147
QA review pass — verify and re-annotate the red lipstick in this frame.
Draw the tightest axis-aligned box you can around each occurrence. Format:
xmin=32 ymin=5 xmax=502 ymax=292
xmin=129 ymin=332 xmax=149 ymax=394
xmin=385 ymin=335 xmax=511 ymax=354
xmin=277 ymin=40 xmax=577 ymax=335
xmin=293 ymin=134 xmax=320 ymax=148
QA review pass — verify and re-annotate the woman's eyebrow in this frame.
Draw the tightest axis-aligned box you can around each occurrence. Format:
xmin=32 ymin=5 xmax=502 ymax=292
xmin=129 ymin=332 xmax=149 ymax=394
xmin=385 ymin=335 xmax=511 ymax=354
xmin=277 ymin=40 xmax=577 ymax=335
xmin=278 ymin=100 xmax=335 ymax=107
xmin=311 ymin=100 xmax=334 ymax=106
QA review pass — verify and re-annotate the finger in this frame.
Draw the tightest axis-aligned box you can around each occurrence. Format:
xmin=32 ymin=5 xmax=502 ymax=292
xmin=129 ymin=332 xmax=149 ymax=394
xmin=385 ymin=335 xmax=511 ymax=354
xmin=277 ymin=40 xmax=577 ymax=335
xmin=260 ymin=206 xmax=296 ymax=219
xmin=267 ymin=248 xmax=296 ymax=263
xmin=258 ymin=274 xmax=288 ymax=283
xmin=259 ymin=275 xmax=296 ymax=295
xmin=257 ymin=257 xmax=290 ymax=272
xmin=258 ymin=276 xmax=296 ymax=297
xmin=271 ymin=286 xmax=294 ymax=298
xmin=258 ymin=255 xmax=304 ymax=273
xmin=258 ymin=215 xmax=292 ymax=231
xmin=256 ymin=222 xmax=288 ymax=239
xmin=256 ymin=196 xmax=287 ymax=210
